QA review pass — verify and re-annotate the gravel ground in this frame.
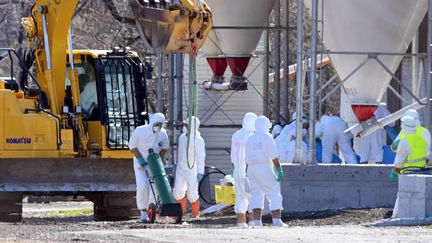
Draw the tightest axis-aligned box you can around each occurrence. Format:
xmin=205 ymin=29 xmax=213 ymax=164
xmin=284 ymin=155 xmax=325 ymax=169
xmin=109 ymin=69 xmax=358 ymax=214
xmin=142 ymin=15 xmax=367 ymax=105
xmin=0 ymin=202 xmax=430 ymax=242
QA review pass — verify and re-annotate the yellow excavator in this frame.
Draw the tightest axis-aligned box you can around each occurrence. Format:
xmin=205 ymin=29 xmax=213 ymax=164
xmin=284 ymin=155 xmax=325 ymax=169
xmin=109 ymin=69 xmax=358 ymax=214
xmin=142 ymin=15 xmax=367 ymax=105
xmin=0 ymin=0 xmax=212 ymax=159
xmin=0 ymin=0 xmax=212 ymax=222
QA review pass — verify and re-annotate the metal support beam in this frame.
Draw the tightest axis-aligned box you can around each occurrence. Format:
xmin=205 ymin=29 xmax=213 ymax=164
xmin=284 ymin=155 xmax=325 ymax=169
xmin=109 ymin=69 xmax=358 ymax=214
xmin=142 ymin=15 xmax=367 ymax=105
xmin=157 ymin=53 xmax=164 ymax=112
xmin=427 ymin=1 xmax=432 ymax=130
xmin=308 ymin=0 xmax=318 ymax=165
xmin=274 ymin=0 xmax=281 ymax=124
xmin=412 ymin=31 xmax=419 ymax=101
xmin=283 ymin=0 xmax=290 ymax=123
xmin=264 ymin=30 xmax=270 ymax=117
xmin=295 ymin=0 xmax=304 ymax=164
xmin=169 ymin=54 xmax=175 ymax=164
xmin=213 ymin=26 xmax=296 ymax=30
xmin=321 ymin=58 xmax=370 ymax=102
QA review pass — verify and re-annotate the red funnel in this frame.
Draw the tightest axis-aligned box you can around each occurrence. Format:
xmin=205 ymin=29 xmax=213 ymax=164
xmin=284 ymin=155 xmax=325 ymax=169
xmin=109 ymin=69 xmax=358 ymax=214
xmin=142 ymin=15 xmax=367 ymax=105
xmin=227 ymin=57 xmax=251 ymax=76
xmin=207 ymin=58 xmax=228 ymax=76
xmin=351 ymin=105 xmax=377 ymax=123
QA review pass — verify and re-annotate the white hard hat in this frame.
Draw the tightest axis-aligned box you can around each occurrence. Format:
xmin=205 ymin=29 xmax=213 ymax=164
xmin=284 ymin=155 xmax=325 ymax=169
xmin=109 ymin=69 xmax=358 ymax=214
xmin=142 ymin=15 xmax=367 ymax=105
xmin=405 ymin=109 xmax=420 ymax=126
xmin=401 ymin=115 xmax=417 ymax=134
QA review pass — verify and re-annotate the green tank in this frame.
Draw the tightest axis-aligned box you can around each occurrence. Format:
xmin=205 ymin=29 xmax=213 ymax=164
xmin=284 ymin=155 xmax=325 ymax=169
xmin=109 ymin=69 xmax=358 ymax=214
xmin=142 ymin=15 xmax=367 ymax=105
xmin=147 ymin=148 xmax=177 ymax=204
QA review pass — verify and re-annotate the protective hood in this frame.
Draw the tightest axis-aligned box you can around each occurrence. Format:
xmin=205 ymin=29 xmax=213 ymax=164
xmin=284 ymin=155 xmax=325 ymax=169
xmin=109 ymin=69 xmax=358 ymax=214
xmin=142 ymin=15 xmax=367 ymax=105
xmin=242 ymin=112 xmax=257 ymax=131
xmin=185 ymin=116 xmax=201 ymax=135
xmin=149 ymin=113 xmax=165 ymax=127
xmin=405 ymin=109 xmax=420 ymax=126
xmin=291 ymin=112 xmax=297 ymax=121
xmin=255 ymin=116 xmax=271 ymax=133
xmin=401 ymin=115 xmax=417 ymax=134
xmin=272 ymin=124 xmax=283 ymax=138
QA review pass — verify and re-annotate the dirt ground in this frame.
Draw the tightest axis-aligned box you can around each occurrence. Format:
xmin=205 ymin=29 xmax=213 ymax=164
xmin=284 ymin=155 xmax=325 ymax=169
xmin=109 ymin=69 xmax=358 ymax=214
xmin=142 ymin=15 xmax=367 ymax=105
xmin=0 ymin=202 xmax=431 ymax=242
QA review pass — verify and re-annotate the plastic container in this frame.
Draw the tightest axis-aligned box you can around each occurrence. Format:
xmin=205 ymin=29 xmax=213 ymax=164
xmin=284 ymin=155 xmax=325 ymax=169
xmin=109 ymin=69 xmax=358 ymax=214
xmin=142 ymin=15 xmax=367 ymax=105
xmin=214 ymin=185 xmax=235 ymax=205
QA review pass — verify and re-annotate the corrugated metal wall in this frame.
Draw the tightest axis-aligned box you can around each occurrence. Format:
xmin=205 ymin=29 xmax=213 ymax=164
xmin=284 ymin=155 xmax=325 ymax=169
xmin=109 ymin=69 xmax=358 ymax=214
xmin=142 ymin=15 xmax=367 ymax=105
xmin=182 ymin=53 xmax=265 ymax=193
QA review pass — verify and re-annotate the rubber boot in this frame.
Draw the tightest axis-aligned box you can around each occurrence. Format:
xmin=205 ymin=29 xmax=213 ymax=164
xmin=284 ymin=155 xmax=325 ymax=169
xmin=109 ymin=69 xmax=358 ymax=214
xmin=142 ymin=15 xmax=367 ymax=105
xmin=177 ymin=197 xmax=187 ymax=215
xmin=191 ymin=199 xmax=200 ymax=218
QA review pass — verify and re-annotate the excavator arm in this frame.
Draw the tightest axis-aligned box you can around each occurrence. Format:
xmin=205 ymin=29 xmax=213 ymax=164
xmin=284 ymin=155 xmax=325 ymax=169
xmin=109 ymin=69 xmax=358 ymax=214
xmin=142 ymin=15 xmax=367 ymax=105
xmin=128 ymin=0 xmax=213 ymax=53
xmin=21 ymin=0 xmax=79 ymax=115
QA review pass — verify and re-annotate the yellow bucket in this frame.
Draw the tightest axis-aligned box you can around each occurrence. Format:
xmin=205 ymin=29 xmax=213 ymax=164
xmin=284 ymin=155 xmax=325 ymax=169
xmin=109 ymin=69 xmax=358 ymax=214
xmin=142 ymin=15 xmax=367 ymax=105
xmin=214 ymin=185 xmax=235 ymax=205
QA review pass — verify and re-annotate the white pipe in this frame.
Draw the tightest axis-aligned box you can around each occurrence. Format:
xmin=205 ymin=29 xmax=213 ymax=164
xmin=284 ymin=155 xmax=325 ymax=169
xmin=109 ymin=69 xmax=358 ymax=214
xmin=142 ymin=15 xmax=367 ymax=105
xmin=42 ymin=15 xmax=51 ymax=69
xmin=68 ymin=26 xmax=75 ymax=70
xmin=268 ymin=54 xmax=330 ymax=83
xmin=345 ymin=97 xmax=431 ymax=137
xmin=203 ymin=81 xmax=230 ymax=90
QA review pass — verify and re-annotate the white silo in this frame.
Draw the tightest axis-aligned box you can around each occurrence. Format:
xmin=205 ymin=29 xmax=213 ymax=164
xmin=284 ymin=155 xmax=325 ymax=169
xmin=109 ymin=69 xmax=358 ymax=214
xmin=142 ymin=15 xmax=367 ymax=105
xmin=201 ymin=0 xmax=276 ymax=90
xmin=305 ymin=0 xmax=427 ymax=122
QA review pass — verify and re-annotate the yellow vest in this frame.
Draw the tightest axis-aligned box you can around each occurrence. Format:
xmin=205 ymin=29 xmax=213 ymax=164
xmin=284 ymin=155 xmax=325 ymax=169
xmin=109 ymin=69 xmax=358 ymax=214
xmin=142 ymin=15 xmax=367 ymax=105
xmin=400 ymin=128 xmax=427 ymax=168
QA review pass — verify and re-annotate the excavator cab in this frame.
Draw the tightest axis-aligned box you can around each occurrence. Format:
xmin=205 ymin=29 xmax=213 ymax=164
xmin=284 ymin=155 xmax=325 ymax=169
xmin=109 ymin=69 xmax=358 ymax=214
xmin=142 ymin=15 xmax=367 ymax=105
xmin=64 ymin=49 xmax=151 ymax=157
xmin=0 ymin=48 xmax=150 ymax=158
xmin=129 ymin=0 xmax=213 ymax=53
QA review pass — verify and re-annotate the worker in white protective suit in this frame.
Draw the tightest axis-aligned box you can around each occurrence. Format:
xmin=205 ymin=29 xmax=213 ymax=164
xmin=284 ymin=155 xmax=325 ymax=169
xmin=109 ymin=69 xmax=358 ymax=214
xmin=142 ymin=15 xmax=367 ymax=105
xmin=284 ymin=112 xmax=308 ymax=142
xmin=231 ymin=112 xmax=257 ymax=228
xmin=172 ymin=116 xmax=206 ymax=218
xmin=357 ymin=103 xmax=394 ymax=164
xmin=129 ymin=113 xmax=169 ymax=222
xmin=390 ymin=115 xmax=429 ymax=218
xmin=276 ymin=125 xmax=308 ymax=164
xmin=392 ymin=109 xmax=431 ymax=161
xmin=271 ymin=124 xmax=283 ymax=138
xmin=245 ymin=115 xmax=287 ymax=227
xmin=316 ymin=115 xmax=357 ymax=164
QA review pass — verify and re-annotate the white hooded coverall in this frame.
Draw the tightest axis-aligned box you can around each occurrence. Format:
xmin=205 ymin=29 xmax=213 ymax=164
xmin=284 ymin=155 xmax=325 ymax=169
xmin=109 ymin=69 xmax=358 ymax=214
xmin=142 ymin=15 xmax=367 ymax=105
xmin=394 ymin=109 xmax=431 ymax=160
xmin=357 ymin=104 xmax=394 ymax=163
xmin=316 ymin=115 xmax=357 ymax=164
xmin=173 ymin=116 xmax=206 ymax=202
xmin=128 ymin=113 xmax=169 ymax=210
xmin=276 ymin=125 xmax=308 ymax=164
xmin=392 ymin=115 xmax=422 ymax=218
xmin=245 ymin=116 xmax=283 ymax=211
xmin=231 ymin=112 xmax=257 ymax=214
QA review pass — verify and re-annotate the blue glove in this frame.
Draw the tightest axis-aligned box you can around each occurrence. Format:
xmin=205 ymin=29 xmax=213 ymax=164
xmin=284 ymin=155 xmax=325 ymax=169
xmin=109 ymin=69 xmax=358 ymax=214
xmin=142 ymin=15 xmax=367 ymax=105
xmin=389 ymin=170 xmax=399 ymax=182
xmin=137 ymin=156 xmax=147 ymax=167
xmin=276 ymin=167 xmax=284 ymax=182
xmin=197 ymin=173 xmax=204 ymax=182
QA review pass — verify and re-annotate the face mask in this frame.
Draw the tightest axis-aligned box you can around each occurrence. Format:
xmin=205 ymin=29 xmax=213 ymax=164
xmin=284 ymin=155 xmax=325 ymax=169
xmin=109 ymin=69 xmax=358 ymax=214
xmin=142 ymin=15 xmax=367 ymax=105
xmin=153 ymin=126 xmax=161 ymax=133
xmin=152 ymin=122 xmax=162 ymax=133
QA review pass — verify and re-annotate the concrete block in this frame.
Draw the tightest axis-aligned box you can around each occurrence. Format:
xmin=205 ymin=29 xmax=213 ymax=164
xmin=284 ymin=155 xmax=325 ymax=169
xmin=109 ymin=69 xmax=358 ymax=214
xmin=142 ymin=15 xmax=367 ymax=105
xmin=395 ymin=174 xmax=432 ymax=219
xmin=280 ymin=164 xmax=397 ymax=213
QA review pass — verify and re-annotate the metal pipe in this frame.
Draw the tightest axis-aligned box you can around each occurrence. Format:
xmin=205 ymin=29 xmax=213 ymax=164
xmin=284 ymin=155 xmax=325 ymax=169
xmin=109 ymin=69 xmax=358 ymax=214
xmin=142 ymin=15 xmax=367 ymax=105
xmin=176 ymin=54 xmax=184 ymax=124
xmin=412 ymin=31 xmax=419 ymax=100
xmin=388 ymin=85 xmax=411 ymax=106
xmin=68 ymin=26 xmax=74 ymax=70
xmin=274 ymin=0 xmax=281 ymax=124
xmin=321 ymin=58 xmax=370 ymax=102
xmin=41 ymin=15 xmax=51 ymax=69
xmin=295 ymin=0 xmax=304 ymax=164
xmin=263 ymin=30 xmax=270 ymax=117
xmin=323 ymin=50 xmax=426 ymax=57
xmin=283 ymin=0 xmax=290 ymax=123
xmin=346 ymin=98 xmax=431 ymax=138
xmin=169 ymin=54 xmax=175 ymax=164
xmin=157 ymin=53 xmax=164 ymax=112
xmin=427 ymin=0 xmax=432 ymax=130
xmin=374 ymin=57 xmax=425 ymax=105
xmin=213 ymin=26 xmax=296 ymax=30
xmin=308 ymin=0 xmax=318 ymax=165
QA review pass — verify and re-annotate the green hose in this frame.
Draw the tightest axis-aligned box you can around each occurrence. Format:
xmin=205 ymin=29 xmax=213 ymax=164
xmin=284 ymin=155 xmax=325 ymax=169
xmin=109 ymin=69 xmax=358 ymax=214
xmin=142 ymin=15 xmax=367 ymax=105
xmin=187 ymin=54 xmax=198 ymax=169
